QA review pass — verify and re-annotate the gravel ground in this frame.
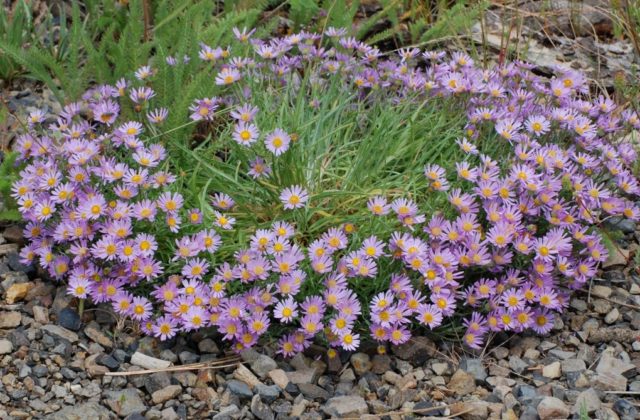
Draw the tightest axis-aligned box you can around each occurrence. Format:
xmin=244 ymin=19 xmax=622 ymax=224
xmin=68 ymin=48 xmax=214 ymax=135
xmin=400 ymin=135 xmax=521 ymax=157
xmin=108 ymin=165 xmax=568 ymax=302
xmin=0 ymin=218 xmax=639 ymax=420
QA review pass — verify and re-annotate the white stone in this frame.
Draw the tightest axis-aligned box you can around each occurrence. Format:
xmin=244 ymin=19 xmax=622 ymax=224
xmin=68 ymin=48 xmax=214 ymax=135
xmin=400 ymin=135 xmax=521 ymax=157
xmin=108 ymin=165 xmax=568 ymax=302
xmin=130 ymin=352 xmax=171 ymax=370
xmin=0 ymin=339 xmax=13 ymax=354
xmin=542 ymin=361 xmax=561 ymax=379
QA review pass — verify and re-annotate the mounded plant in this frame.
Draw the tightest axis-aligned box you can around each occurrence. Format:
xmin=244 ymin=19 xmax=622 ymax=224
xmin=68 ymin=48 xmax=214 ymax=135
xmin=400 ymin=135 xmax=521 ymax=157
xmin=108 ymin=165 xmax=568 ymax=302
xmin=12 ymin=27 xmax=640 ymax=355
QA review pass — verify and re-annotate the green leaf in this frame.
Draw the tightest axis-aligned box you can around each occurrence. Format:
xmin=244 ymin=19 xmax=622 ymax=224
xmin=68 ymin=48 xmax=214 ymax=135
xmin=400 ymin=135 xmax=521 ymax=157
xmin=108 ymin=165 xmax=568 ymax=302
xmin=290 ymin=0 xmax=320 ymax=28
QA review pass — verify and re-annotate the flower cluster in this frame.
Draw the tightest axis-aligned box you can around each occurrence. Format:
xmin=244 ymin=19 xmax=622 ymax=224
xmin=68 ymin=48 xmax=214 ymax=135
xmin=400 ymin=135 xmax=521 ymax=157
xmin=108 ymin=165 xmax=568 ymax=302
xmin=12 ymin=26 xmax=640 ymax=355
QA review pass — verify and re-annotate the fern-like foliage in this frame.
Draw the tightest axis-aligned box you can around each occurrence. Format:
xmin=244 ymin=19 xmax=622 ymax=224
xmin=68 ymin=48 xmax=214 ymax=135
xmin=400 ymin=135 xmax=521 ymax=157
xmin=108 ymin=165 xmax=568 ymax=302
xmin=0 ymin=151 xmax=21 ymax=222
xmin=0 ymin=0 xmax=33 ymax=81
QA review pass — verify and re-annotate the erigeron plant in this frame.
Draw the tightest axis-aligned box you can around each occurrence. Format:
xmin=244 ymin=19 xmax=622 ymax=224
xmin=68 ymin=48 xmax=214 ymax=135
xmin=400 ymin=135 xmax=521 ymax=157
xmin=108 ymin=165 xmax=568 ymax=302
xmin=12 ymin=27 xmax=640 ymax=355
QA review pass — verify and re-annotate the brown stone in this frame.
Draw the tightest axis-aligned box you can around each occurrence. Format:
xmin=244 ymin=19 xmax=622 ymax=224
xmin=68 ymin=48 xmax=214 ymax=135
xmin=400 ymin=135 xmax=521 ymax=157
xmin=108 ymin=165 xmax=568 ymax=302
xmin=192 ymin=387 xmax=217 ymax=404
xmin=448 ymin=369 xmax=476 ymax=396
xmin=84 ymin=353 xmax=109 ymax=377
xmin=268 ymin=369 xmax=289 ymax=389
xmin=392 ymin=336 xmax=437 ymax=365
xmin=196 ymin=368 xmax=215 ymax=387
xmin=450 ymin=401 xmax=490 ymax=420
xmin=0 ymin=311 xmax=21 ymax=328
xmin=151 ymin=384 xmax=182 ymax=404
xmin=537 ymin=397 xmax=570 ymax=420
xmin=32 ymin=306 xmax=49 ymax=324
xmin=84 ymin=325 xmax=113 ymax=348
xmin=3 ymin=225 xmax=24 ymax=243
xmin=5 ymin=282 xmax=33 ymax=304
xmin=234 ymin=363 xmax=262 ymax=388
xmin=0 ymin=243 xmax=18 ymax=256
xmin=593 ymin=371 xmax=627 ymax=391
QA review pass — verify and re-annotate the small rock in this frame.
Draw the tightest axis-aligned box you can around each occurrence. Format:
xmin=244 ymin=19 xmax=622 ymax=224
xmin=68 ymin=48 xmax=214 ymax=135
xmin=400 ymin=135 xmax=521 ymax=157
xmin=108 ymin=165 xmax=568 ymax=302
xmin=268 ymin=369 xmax=289 ymax=389
xmin=450 ymin=401 xmax=489 ymax=420
xmin=591 ymin=285 xmax=613 ymax=298
xmin=254 ymin=383 xmax=280 ymax=403
xmin=413 ymin=400 xmax=446 ymax=416
xmin=350 ymin=353 xmax=372 ymax=376
xmin=432 ymin=362 xmax=449 ymax=375
xmin=0 ymin=243 xmax=18 ymax=255
xmin=486 ymin=376 xmax=516 ymax=387
xmin=151 ymin=384 xmax=182 ymax=404
xmin=144 ymin=372 xmax=171 ymax=394
xmin=392 ymin=336 xmax=436 ymax=365
xmin=213 ymin=405 xmax=240 ymax=420
xmin=47 ymin=402 xmax=114 ymax=420
xmin=250 ymin=355 xmax=277 ymax=379
xmin=0 ymin=339 xmax=13 ymax=354
xmin=542 ymin=361 xmax=561 ymax=379
xmin=523 ymin=348 xmax=540 ymax=360
xmin=173 ymin=371 xmax=197 ymax=388
xmin=18 ymin=365 xmax=31 ymax=378
xmin=596 ymin=353 xmax=636 ymax=376
xmin=97 ymin=353 xmax=120 ymax=370
xmin=32 ymin=306 xmax=49 ymax=324
xmin=298 ymin=383 xmax=329 ymax=400
xmin=570 ymin=298 xmax=588 ymax=312
xmin=587 ymin=328 xmax=639 ymax=344
xmin=290 ymin=399 xmax=308 ymax=417
xmin=508 ymin=356 xmax=529 ymax=374
xmin=286 ymin=368 xmax=318 ymax=385
xmin=130 ymin=351 xmax=171 ymax=370
xmin=561 ymin=358 xmax=586 ymax=374
xmin=387 ymin=388 xmax=418 ymax=410
xmin=160 ymin=407 xmax=179 ymax=420
xmin=340 ymin=368 xmax=356 ymax=382
xmin=60 ymin=367 xmax=76 ymax=379
xmin=613 ymin=398 xmax=638 ymax=419
xmin=459 ymin=357 xmax=487 ymax=382
xmin=322 ymin=395 xmax=368 ymax=417
xmin=104 ymin=389 xmax=147 ymax=417
xmin=197 ymin=338 xmax=219 ymax=354
xmin=73 ymin=381 xmax=101 ymax=398
xmin=448 ymin=369 xmax=476 ymax=396
xmin=57 ymin=307 xmax=81 ymax=331
xmin=234 ymin=363 xmax=262 ymax=388
xmin=383 ymin=370 xmax=402 ymax=385
xmin=250 ymin=394 xmax=274 ymax=420
xmin=573 ymin=388 xmax=601 ymax=413
xmin=537 ymin=396 xmax=570 ymax=420
xmin=371 ymin=354 xmax=392 ymax=374
xmin=192 ymin=387 xmax=217 ymax=403
xmin=178 ymin=351 xmax=198 ymax=364
xmin=492 ymin=347 xmax=510 ymax=359
xmin=41 ymin=324 xmax=79 ymax=343
xmin=226 ymin=379 xmax=253 ymax=399
xmin=593 ymin=371 xmax=627 ymax=391
xmin=289 ymin=353 xmax=309 ymax=370
xmin=5 ymin=282 xmax=32 ymax=304
xmin=51 ymin=288 xmax=73 ymax=315
xmin=548 ymin=349 xmax=575 ymax=360
xmin=326 ymin=351 xmax=343 ymax=373
xmin=0 ymin=311 xmax=21 ymax=328
xmin=159 ymin=349 xmax=177 ymax=363
xmin=284 ymin=382 xmax=300 ymax=396
xmin=606 ymin=217 xmax=635 ymax=234
xmin=3 ymin=225 xmax=24 ymax=243
xmin=85 ymin=324 xmax=113 ymax=348
xmin=605 ymin=308 xmax=620 ymax=324
xmin=603 ymin=247 xmax=629 ymax=268
xmin=84 ymin=353 xmax=109 ymax=377
xmin=32 ymin=364 xmax=48 ymax=377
